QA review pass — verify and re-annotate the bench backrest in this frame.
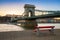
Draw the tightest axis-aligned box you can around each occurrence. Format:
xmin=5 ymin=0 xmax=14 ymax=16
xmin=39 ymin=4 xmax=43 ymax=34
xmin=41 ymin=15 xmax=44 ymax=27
xmin=35 ymin=26 xmax=55 ymax=28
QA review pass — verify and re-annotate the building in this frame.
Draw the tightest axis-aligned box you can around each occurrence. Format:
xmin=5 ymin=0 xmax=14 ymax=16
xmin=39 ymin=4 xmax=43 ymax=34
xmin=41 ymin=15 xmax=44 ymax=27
xmin=0 ymin=16 xmax=11 ymax=23
xmin=0 ymin=14 xmax=23 ymax=23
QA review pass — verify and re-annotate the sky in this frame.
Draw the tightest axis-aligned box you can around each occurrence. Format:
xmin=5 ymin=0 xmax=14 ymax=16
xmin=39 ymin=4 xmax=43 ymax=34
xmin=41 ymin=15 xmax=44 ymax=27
xmin=0 ymin=0 xmax=60 ymax=16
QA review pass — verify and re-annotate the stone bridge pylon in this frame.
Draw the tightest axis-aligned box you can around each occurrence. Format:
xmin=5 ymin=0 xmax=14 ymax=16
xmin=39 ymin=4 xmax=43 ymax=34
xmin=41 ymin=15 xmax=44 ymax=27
xmin=24 ymin=4 xmax=35 ymax=17
xmin=22 ymin=4 xmax=37 ymax=29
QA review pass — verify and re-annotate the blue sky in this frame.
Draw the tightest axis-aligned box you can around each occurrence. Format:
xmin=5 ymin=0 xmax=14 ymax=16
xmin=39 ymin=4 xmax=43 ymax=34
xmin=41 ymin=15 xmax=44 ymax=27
xmin=0 ymin=0 xmax=60 ymax=16
xmin=0 ymin=0 xmax=60 ymax=5
xmin=0 ymin=0 xmax=60 ymax=10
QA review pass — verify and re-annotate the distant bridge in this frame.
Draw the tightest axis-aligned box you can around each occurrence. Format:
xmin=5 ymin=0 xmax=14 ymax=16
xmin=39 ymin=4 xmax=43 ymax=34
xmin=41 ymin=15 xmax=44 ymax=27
xmin=11 ymin=4 xmax=60 ymax=28
xmin=12 ymin=9 xmax=60 ymax=21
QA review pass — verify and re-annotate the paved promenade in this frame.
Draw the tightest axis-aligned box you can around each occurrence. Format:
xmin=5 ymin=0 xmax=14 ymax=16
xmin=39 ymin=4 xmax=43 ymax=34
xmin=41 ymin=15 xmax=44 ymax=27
xmin=0 ymin=29 xmax=60 ymax=40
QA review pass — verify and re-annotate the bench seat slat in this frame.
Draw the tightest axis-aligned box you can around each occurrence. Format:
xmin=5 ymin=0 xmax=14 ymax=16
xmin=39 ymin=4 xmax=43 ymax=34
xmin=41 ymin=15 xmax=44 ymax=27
xmin=36 ymin=26 xmax=55 ymax=28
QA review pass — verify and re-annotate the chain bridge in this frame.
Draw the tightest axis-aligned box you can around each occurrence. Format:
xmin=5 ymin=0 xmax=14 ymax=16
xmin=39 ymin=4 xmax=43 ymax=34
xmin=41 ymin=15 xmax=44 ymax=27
xmin=11 ymin=4 xmax=60 ymax=29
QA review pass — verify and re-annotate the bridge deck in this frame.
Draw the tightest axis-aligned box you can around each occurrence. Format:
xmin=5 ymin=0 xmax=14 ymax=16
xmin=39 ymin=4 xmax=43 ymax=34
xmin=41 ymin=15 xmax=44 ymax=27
xmin=12 ymin=13 xmax=60 ymax=22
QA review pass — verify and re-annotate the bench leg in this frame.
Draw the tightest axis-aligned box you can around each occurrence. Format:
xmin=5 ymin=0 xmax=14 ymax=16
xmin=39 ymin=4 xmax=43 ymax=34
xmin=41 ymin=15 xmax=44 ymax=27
xmin=36 ymin=28 xmax=40 ymax=36
xmin=49 ymin=28 xmax=54 ymax=35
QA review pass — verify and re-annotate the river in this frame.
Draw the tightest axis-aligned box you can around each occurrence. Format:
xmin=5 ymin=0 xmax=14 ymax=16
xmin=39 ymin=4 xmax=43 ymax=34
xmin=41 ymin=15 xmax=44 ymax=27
xmin=38 ymin=23 xmax=60 ymax=29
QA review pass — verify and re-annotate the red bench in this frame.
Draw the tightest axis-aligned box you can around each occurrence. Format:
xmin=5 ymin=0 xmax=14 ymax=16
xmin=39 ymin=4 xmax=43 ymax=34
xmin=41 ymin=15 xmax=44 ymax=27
xmin=34 ymin=26 xmax=55 ymax=35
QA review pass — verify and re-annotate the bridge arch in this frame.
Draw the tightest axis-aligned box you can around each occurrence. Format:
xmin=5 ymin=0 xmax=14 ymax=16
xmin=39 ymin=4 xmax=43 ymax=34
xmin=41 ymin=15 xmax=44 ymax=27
xmin=24 ymin=4 xmax=35 ymax=17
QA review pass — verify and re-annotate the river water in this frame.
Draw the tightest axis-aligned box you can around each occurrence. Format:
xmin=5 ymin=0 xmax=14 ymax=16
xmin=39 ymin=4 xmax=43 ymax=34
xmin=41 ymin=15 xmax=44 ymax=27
xmin=0 ymin=23 xmax=60 ymax=32
xmin=38 ymin=23 xmax=60 ymax=29
xmin=0 ymin=24 xmax=24 ymax=32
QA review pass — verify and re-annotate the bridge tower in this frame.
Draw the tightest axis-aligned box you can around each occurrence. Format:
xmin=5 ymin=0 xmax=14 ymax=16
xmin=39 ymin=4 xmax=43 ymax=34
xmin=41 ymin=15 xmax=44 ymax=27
xmin=22 ymin=4 xmax=37 ymax=29
xmin=24 ymin=4 xmax=35 ymax=17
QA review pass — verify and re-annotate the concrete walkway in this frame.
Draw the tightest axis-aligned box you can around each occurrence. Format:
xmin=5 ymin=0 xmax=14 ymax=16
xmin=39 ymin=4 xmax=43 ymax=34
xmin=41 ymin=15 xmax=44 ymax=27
xmin=0 ymin=29 xmax=60 ymax=40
